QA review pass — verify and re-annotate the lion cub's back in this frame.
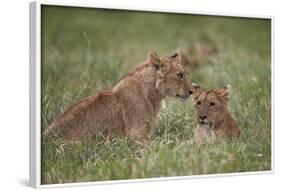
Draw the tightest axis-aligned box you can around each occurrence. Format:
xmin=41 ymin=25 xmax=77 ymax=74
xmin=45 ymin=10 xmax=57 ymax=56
xmin=47 ymin=90 xmax=125 ymax=141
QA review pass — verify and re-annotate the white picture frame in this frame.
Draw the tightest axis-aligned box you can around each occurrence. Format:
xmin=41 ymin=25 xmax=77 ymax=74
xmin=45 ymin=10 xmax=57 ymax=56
xmin=29 ymin=1 xmax=274 ymax=188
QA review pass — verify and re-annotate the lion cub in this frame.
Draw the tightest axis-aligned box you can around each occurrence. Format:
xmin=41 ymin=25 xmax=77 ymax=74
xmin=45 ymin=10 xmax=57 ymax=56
xmin=191 ymin=84 xmax=240 ymax=144
xmin=44 ymin=51 xmax=193 ymax=145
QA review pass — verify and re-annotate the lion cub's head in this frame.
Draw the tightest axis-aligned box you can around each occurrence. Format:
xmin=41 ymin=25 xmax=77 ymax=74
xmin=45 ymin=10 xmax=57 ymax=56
xmin=191 ymin=84 xmax=232 ymax=126
xmin=148 ymin=51 xmax=193 ymax=100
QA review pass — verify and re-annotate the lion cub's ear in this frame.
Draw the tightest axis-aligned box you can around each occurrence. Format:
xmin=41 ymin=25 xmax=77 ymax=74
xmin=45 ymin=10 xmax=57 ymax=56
xmin=171 ymin=51 xmax=190 ymax=74
xmin=148 ymin=51 xmax=161 ymax=69
xmin=190 ymin=82 xmax=202 ymax=100
xmin=148 ymin=51 xmax=170 ymax=77
xmin=215 ymin=84 xmax=232 ymax=100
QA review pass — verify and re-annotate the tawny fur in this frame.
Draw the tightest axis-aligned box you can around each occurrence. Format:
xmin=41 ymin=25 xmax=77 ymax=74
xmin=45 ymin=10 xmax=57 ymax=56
xmin=43 ymin=51 xmax=193 ymax=144
xmin=191 ymin=84 xmax=240 ymax=144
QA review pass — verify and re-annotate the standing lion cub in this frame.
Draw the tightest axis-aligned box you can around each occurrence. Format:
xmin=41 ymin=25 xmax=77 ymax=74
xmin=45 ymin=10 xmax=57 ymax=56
xmin=191 ymin=84 xmax=240 ymax=144
xmin=43 ymin=51 xmax=194 ymax=144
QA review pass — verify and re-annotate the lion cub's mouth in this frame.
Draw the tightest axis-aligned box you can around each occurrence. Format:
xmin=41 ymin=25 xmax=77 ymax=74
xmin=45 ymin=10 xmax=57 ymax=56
xmin=199 ymin=121 xmax=207 ymax=124
xmin=199 ymin=121 xmax=213 ymax=128
xmin=175 ymin=94 xmax=189 ymax=100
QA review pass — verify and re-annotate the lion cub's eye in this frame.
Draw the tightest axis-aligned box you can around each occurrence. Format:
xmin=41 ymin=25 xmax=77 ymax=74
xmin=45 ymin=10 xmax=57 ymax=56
xmin=210 ymin=102 xmax=216 ymax=107
xmin=177 ymin=72 xmax=184 ymax=79
xmin=197 ymin=101 xmax=201 ymax=106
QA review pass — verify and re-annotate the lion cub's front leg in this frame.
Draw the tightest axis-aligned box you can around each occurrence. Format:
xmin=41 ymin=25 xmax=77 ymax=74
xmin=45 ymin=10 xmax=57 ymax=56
xmin=121 ymin=107 xmax=154 ymax=145
xmin=126 ymin=117 xmax=153 ymax=145
xmin=127 ymin=125 xmax=152 ymax=145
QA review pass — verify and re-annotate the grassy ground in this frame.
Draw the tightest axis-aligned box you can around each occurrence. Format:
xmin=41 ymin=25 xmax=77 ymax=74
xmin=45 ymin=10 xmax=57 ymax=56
xmin=41 ymin=6 xmax=271 ymax=184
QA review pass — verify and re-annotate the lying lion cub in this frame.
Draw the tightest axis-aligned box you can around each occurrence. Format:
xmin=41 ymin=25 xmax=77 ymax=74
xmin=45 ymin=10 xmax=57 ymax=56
xmin=191 ymin=84 xmax=240 ymax=144
xmin=44 ymin=51 xmax=193 ymax=144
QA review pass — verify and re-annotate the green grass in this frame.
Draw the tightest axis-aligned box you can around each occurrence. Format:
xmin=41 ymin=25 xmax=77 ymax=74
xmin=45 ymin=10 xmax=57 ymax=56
xmin=41 ymin=6 xmax=271 ymax=184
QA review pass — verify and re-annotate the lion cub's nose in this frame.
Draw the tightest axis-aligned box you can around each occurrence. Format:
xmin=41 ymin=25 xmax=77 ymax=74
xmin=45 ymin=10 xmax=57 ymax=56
xmin=199 ymin=115 xmax=207 ymax=120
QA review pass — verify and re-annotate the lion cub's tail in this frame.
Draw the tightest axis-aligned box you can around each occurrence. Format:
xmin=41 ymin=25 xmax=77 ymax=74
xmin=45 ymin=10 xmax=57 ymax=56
xmin=42 ymin=121 xmax=58 ymax=137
